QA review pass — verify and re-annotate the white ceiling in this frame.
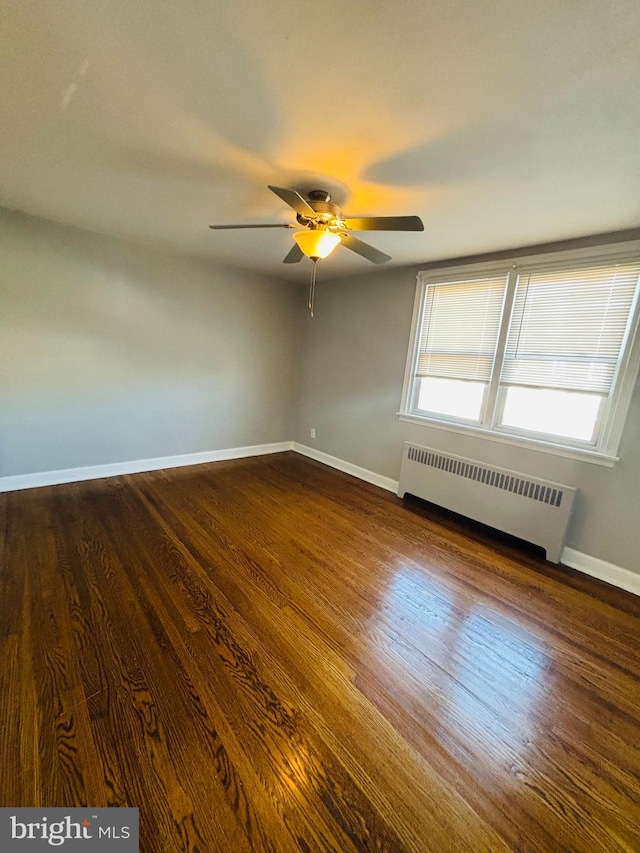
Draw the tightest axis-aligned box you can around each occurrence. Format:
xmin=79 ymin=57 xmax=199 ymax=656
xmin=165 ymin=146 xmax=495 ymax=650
xmin=2 ymin=0 xmax=640 ymax=280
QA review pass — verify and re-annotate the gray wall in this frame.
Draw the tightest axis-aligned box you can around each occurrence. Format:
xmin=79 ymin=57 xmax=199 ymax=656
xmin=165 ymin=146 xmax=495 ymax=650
xmin=3 ymin=206 xmax=639 ymax=572
xmin=0 ymin=209 xmax=301 ymax=476
xmin=295 ymin=265 xmax=640 ymax=574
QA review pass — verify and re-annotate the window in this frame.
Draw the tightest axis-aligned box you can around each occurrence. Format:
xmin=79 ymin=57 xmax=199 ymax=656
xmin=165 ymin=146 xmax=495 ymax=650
xmin=400 ymin=246 xmax=640 ymax=464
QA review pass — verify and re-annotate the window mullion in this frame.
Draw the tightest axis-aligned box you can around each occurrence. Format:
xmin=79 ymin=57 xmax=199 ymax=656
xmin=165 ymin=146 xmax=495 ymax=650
xmin=482 ymin=268 xmax=518 ymax=427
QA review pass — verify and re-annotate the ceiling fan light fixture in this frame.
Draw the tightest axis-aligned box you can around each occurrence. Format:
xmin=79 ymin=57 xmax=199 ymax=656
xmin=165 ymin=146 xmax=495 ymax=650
xmin=293 ymin=229 xmax=341 ymax=260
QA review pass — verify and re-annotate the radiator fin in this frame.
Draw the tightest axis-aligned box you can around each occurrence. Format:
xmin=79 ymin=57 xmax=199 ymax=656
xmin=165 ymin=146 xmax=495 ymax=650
xmin=407 ymin=445 xmax=564 ymax=507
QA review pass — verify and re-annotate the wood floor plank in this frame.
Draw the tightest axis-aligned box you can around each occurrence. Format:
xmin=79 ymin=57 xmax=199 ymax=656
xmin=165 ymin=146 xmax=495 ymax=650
xmin=131 ymin=468 xmax=511 ymax=851
xmin=0 ymin=494 xmax=24 ymax=803
xmin=85 ymin=478 xmax=312 ymax=853
xmin=130 ymin=462 xmax=636 ymax=849
xmin=113 ymin=477 xmax=423 ymax=853
xmin=1 ymin=452 xmax=639 ymax=852
xmin=56 ymin=483 xmax=252 ymax=852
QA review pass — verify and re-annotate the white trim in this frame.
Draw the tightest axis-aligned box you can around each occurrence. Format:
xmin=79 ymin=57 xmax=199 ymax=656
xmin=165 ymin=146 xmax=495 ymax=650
xmin=0 ymin=442 xmax=294 ymax=493
xmin=561 ymin=548 xmax=640 ymax=597
xmin=397 ymin=413 xmax=618 ymax=467
xmin=292 ymin=442 xmax=399 ymax=493
xmin=420 ymin=240 xmax=640 ymax=280
xmin=399 ymin=273 xmax=426 ymax=415
xmin=293 ymin=445 xmax=638 ymax=597
xmin=2 ymin=439 xmax=637 ymax=597
xmin=403 ymin=246 xmax=640 ymax=464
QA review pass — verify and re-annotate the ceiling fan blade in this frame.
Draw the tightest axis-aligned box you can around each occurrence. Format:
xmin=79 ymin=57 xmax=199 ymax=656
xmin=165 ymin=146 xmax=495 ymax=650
xmin=267 ymin=185 xmax=316 ymax=217
xmin=209 ymin=223 xmax=294 ymax=229
xmin=340 ymin=234 xmax=391 ymax=264
xmin=341 ymin=215 xmax=424 ymax=232
xmin=283 ymin=244 xmax=304 ymax=264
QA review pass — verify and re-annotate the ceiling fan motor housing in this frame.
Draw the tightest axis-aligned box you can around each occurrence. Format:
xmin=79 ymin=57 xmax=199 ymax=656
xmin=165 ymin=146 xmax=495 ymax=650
xmin=297 ymin=191 xmax=342 ymax=228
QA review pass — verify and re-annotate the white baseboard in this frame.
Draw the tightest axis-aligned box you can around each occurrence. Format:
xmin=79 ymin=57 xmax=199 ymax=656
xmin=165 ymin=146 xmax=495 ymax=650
xmin=560 ymin=547 xmax=640 ymax=596
xmin=0 ymin=442 xmax=294 ymax=493
xmin=293 ymin=444 xmax=638 ymax=597
xmin=2 ymin=439 xmax=637 ymax=598
xmin=292 ymin=442 xmax=399 ymax=493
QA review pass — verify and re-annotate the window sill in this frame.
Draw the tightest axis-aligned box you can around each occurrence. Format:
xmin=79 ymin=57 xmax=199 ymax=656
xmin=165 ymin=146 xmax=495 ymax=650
xmin=397 ymin=413 xmax=618 ymax=467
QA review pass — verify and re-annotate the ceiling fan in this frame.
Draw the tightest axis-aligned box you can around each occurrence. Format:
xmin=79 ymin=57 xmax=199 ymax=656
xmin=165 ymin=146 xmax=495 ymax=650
xmin=209 ymin=185 xmax=424 ymax=315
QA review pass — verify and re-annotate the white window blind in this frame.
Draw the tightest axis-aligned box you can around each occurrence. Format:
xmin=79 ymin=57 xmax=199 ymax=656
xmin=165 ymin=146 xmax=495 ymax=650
xmin=417 ymin=275 xmax=508 ymax=382
xmin=501 ymin=263 xmax=640 ymax=394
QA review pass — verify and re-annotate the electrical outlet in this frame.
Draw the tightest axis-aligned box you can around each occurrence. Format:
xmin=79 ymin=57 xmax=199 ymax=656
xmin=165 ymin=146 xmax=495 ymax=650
xmin=310 ymin=428 xmax=316 ymax=439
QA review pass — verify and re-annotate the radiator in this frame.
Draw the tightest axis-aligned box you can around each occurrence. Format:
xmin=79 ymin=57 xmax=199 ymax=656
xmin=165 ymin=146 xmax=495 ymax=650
xmin=397 ymin=442 xmax=576 ymax=563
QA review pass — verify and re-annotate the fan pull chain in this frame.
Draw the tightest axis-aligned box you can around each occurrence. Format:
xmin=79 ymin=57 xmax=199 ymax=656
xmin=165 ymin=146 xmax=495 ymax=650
xmin=308 ymin=259 xmax=317 ymax=317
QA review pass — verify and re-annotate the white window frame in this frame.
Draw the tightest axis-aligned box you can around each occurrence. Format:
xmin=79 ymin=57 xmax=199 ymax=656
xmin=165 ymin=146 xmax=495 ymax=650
xmin=399 ymin=242 xmax=640 ymax=467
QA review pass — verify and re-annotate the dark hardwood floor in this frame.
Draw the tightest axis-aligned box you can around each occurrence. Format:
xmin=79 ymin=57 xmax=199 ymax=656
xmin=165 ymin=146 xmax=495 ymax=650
xmin=1 ymin=451 xmax=639 ymax=852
